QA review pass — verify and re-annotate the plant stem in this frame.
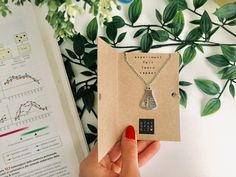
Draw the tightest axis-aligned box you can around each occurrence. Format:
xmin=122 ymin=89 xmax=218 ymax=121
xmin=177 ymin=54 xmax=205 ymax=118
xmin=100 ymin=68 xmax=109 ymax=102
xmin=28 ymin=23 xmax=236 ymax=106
xmin=113 ymin=45 xmax=140 ymax=49
xmin=186 ymin=7 xmax=236 ymax=38
xmin=62 ymin=53 xmax=87 ymax=67
xmin=125 ymin=23 xmax=159 ymax=28
xmin=115 ymin=42 xmax=182 ymax=50
xmin=221 ymin=26 xmax=236 ymax=38
xmin=179 ymin=65 xmax=185 ymax=73
xmin=198 ymin=43 xmax=236 ymax=47
xmin=114 ymin=42 xmax=236 ymax=52
xmin=217 ymin=80 xmax=230 ymax=99
xmin=79 ymin=105 xmax=86 ymax=119
xmin=91 ymin=108 xmax=97 ymax=118
xmin=125 ymin=23 xmax=182 ymax=41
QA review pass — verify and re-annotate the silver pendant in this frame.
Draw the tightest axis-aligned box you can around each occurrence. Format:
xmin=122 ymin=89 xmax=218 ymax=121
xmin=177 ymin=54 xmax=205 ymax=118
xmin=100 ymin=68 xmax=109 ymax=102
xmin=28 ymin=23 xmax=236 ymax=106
xmin=140 ymin=86 xmax=157 ymax=110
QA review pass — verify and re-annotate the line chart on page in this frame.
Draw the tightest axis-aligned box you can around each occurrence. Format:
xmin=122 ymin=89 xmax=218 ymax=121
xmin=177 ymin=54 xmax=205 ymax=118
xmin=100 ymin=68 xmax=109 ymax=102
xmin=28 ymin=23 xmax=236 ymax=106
xmin=0 ymin=100 xmax=51 ymax=134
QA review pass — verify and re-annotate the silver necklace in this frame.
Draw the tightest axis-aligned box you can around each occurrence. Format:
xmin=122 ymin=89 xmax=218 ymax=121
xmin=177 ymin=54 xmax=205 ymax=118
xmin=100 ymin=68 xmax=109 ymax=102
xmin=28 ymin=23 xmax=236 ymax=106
xmin=124 ymin=53 xmax=172 ymax=110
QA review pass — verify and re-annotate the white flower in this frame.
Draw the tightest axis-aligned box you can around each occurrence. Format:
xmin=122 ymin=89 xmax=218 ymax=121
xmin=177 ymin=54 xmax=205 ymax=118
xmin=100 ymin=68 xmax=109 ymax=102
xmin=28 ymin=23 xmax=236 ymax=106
xmin=59 ymin=3 xmax=83 ymax=24
xmin=97 ymin=0 xmax=120 ymax=23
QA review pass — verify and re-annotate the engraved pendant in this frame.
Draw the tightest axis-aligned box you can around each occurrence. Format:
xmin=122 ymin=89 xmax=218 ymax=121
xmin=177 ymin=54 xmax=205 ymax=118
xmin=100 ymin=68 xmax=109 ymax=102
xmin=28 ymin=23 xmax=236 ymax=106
xmin=140 ymin=86 xmax=157 ymax=110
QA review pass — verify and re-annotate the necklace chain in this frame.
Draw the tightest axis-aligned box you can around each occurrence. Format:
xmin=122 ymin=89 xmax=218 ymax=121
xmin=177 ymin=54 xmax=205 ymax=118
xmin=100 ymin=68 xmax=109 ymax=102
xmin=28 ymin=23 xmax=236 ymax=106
xmin=124 ymin=53 xmax=171 ymax=87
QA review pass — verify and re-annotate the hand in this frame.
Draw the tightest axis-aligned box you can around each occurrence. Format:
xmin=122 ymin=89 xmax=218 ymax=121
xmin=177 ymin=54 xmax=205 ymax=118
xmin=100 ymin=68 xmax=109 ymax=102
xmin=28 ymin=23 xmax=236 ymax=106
xmin=80 ymin=125 xmax=160 ymax=177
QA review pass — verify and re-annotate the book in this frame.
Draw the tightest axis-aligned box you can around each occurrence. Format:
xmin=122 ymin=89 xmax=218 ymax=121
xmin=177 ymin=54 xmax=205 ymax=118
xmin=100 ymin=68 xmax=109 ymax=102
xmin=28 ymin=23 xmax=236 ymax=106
xmin=97 ymin=38 xmax=180 ymax=161
xmin=0 ymin=3 xmax=88 ymax=177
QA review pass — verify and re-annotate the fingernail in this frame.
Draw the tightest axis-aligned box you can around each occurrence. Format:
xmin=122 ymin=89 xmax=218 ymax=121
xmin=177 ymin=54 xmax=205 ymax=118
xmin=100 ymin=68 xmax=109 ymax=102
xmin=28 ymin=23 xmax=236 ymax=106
xmin=125 ymin=125 xmax=135 ymax=140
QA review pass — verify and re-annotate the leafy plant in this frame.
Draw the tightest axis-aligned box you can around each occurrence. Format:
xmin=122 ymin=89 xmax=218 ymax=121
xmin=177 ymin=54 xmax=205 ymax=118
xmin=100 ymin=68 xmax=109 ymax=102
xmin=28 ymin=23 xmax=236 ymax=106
xmin=63 ymin=0 xmax=236 ymax=122
xmin=0 ymin=0 xmax=120 ymax=39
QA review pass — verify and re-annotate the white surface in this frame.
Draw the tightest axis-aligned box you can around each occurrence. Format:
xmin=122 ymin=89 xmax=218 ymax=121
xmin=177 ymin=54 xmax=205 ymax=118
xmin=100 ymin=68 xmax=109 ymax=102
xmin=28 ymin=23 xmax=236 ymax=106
xmin=73 ymin=0 xmax=236 ymax=177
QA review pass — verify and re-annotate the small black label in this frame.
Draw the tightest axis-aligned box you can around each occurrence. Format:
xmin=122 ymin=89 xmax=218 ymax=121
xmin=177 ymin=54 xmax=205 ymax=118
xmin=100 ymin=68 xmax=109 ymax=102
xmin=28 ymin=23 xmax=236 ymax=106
xmin=139 ymin=119 xmax=155 ymax=134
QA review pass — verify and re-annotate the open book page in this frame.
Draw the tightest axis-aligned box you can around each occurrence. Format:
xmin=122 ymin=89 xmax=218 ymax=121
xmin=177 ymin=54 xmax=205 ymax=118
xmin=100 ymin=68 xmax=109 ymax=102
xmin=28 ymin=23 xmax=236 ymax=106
xmin=0 ymin=3 xmax=86 ymax=177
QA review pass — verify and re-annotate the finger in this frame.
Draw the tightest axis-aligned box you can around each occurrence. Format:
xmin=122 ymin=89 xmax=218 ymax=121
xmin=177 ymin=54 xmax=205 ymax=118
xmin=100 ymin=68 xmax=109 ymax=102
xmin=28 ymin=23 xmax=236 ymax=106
xmin=111 ymin=162 xmax=121 ymax=174
xmin=138 ymin=141 xmax=161 ymax=167
xmin=137 ymin=140 xmax=154 ymax=153
xmin=87 ymin=144 xmax=99 ymax=163
xmin=108 ymin=141 xmax=121 ymax=162
xmin=120 ymin=125 xmax=140 ymax=177
xmin=113 ymin=140 xmax=153 ymax=167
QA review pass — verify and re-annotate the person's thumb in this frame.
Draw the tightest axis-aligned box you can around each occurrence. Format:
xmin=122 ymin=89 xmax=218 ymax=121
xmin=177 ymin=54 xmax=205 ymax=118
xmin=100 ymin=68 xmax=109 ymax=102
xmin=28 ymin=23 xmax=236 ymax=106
xmin=120 ymin=125 xmax=140 ymax=177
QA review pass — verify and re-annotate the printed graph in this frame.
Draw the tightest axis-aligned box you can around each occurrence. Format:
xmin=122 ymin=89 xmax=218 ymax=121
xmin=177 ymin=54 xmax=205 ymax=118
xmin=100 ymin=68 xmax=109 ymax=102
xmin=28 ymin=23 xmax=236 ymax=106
xmin=0 ymin=73 xmax=42 ymax=100
xmin=0 ymin=114 xmax=7 ymax=123
xmin=15 ymin=101 xmax=48 ymax=120
xmin=0 ymin=101 xmax=50 ymax=133
xmin=4 ymin=73 xmax=40 ymax=85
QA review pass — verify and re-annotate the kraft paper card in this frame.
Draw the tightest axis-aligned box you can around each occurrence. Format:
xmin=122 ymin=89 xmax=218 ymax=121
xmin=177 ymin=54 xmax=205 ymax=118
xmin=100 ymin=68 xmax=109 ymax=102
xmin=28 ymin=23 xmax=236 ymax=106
xmin=97 ymin=38 xmax=180 ymax=161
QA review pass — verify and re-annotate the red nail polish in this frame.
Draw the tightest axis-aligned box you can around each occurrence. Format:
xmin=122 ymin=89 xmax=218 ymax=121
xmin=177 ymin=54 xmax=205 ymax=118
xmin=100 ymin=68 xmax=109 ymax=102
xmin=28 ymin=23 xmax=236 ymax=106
xmin=125 ymin=125 xmax=135 ymax=140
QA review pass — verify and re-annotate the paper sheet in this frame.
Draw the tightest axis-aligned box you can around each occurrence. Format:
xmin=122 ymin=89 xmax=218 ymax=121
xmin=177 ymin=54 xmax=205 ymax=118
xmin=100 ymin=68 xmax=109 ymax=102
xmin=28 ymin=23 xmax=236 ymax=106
xmin=98 ymin=38 xmax=180 ymax=161
xmin=0 ymin=4 xmax=80 ymax=177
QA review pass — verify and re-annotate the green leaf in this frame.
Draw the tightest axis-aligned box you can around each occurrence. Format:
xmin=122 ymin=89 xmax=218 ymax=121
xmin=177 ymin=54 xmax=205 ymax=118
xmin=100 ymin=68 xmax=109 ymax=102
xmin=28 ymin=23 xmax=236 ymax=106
xmin=206 ymin=55 xmax=230 ymax=67
xmin=194 ymin=79 xmax=220 ymax=95
xmin=112 ymin=16 xmax=125 ymax=28
xmin=208 ymin=27 xmax=220 ymax=40
xmin=180 ymin=88 xmax=187 ymax=107
xmin=117 ymin=32 xmax=127 ymax=43
xmin=106 ymin=27 xmax=117 ymax=42
xmin=99 ymin=36 xmax=111 ymax=44
xmin=106 ymin=16 xmax=125 ymax=28
xmin=81 ymin=71 xmax=94 ymax=76
xmin=195 ymin=44 xmax=204 ymax=53
xmin=201 ymin=98 xmax=221 ymax=116
xmin=76 ymin=86 xmax=85 ymax=100
xmin=186 ymin=27 xmax=202 ymax=41
xmin=213 ymin=2 xmax=236 ymax=20
xmin=221 ymin=45 xmax=236 ymax=62
xmin=73 ymin=34 xmax=85 ymax=56
xmin=168 ymin=0 xmax=188 ymax=11
xmin=189 ymin=19 xmax=200 ymax=25
xmin=193 ymin=0 xmax=208 ymax=10
xmin=134 ymin=28 xmax=146 ymax=38
xmin=48 ymin=0 xmax=58 ymax=11
xmin=163 ymin=1 xmax=178 ymax=23
xmin=155 ymin=9 xmax=162 ymax=24
xmin=150 ymin=30 xmax=169 ymax=42
xmin=218 ymin=67 xmax=229 ymax=75
xmin=227 ymin=19 xmax=236 ymax=26
xmin=140 ymin=33 xmax=153 ymax=52
xmin=35 ymin=0 xmax=44 ymax=6
xmin=175 ymin=43 xmax=187 ymax=51
xmin=171 ymin=11 xmax=185 ymax=37
xmin=82 ymin=89 xmax=95 ymax=112
xmin=229 ymin=83 xmax=235 ymax=98
xmin=200 ymin=11 xmax=212 ymax=35
xmin=85 ymin=133 xmax=97 ymax=144
xmin=87 ymin=124 xmax=97 ymax=134
xmin=128 ymin=0 xmax=142 ymax=24
xmin=183 ymin=46 xmax=196 ymax=65
xmin=179 ymin=81 xmax=192 ymax=86
xmin=87 ymin=17 xmax=98 ymax=41
xmin=165 ymin=22 xmax=176 ymax=28
xmin=179 ymin=53 xmax=183 ymax=66
xmin=66 ymin=49 xmax=77 ymax=59
xmin=83 ymin=49 xmax=97 ymax=68
xmin=222 ymin=66 xmax=236 ymax=79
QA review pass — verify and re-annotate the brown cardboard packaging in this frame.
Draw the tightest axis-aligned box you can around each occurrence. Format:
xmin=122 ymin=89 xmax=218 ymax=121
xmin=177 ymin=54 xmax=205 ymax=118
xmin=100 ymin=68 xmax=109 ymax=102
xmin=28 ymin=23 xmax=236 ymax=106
xmin=97 ymin=38 xmax=180 ymax=161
